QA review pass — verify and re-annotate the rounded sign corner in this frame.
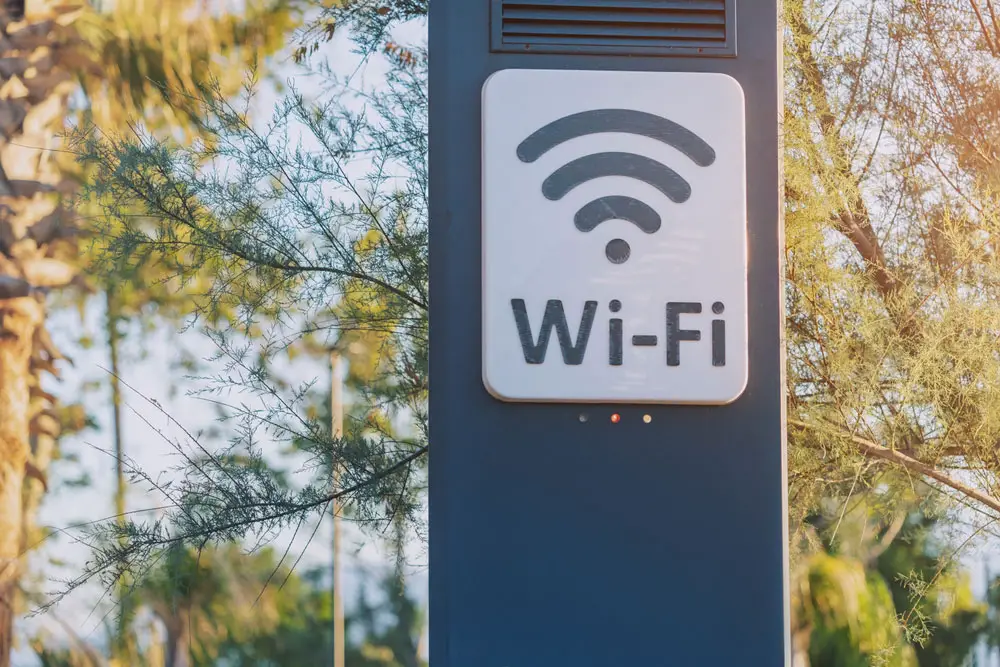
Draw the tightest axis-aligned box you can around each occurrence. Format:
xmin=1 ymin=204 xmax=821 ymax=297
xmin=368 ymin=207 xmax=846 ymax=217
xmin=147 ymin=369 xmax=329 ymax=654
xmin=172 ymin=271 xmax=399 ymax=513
xmin=482 ymin=367 xmax=515 ymax=403
xmin=481 ymin=68 xmax=517 ymax=96
xmin=706 ymin=71 xmax=745 ymax=93
xmin=716 ymin=372 xmax=750 ymax=406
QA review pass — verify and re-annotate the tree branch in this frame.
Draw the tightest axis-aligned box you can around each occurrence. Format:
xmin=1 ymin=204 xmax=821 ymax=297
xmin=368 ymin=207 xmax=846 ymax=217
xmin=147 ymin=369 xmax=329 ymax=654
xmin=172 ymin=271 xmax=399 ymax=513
xmin=970 ymin=0 xmax=999 ymax=54
xmin=147 ymin=445 xmax=427 ymax=548
xmin=866 ymin=510 xmax=907 ymax=564
xmin=790 ymin=419 xmax=1000 ymax=515
xmin=788 ymin=5 xmax=909 ymax=328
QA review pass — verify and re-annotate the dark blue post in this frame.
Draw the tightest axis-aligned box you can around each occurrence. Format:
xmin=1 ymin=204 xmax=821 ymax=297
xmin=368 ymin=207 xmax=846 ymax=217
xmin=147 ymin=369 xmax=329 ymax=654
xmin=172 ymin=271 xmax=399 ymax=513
xmin=429 ymin=3 xmax=787 ymax=665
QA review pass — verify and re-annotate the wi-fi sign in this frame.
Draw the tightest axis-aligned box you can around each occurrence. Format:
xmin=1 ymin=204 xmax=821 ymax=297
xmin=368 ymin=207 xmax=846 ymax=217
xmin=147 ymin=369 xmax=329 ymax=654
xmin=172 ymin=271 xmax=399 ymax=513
xmin=481 ymin=68 xmax=748 ymax=405
xmin=516 ymin=108 xmax=716 ymax=264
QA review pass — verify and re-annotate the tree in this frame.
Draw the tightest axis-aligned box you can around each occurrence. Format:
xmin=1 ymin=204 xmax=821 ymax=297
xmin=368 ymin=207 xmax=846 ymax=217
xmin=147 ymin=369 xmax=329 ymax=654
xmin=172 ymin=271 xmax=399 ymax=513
xmin=68 ymin=3 xmax=429 ymax=595
xmin=0 ymin=5 xmax=85 ymax=661
xmin=792 ymin=488 xmax=997 ymax=666
xmin=204 ymin=558 xmax=425 ymax=667
xmin=30 ymin=543 xmax=427 ymax=667
xmin=783 ymin=0 xmax=1000 ymax=657
xmin=346 ymin=569 xmax=425 ymax=667
xmin=784 ymin=0 xmax=1000 ymax=529
xmin=74 ymin=1 xmax=299 ymax=656
xmin=0 ymin=0 xmax=299 ymax=663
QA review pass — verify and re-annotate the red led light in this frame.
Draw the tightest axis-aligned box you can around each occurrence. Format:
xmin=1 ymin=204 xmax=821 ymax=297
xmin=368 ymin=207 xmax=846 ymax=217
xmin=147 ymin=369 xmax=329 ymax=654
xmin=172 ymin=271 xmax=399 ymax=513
xmin=610 ymin=413 xmax=621 ymax=424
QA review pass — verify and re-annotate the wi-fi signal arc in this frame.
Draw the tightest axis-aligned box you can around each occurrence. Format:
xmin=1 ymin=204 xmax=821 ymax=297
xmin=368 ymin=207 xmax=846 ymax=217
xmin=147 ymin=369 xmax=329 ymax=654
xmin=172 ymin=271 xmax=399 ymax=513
xmin=575 ymin=196 xmax=660 ymax=235
xmin=516 ymin=108 xmax=715 ymax=264
xmin=541 ymin=152 xmax=693 ymax=204
xmin=517 ymin=108 xmax=716 ymax=166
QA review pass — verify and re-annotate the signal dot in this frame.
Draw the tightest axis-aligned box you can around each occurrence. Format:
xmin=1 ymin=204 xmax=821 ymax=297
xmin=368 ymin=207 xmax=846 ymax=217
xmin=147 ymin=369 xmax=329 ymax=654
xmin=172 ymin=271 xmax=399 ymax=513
xmin=609 ymin=300 xmax=622 ymax=313
xmin=606 ymin=239 xmax=631 ymax=264
xmin=643 ymin=414 xmax=652 ymax=424
xmin=610 ymin=413 xmax=621 ymax=424
xmin=712 ymin=302 xmax=725 ymax=314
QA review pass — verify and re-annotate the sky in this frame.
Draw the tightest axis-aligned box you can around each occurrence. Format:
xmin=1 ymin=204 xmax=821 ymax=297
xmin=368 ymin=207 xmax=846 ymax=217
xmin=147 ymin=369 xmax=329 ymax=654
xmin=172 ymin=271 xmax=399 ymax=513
xmin=15 ymin=15 xmax=430 ymax=663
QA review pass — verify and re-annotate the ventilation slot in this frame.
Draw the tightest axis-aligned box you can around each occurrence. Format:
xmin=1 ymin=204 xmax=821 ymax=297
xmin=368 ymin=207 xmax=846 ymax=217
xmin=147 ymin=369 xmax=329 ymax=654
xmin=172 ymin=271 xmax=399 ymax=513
xmin=491 ymin=0 xmax=735 ymax=57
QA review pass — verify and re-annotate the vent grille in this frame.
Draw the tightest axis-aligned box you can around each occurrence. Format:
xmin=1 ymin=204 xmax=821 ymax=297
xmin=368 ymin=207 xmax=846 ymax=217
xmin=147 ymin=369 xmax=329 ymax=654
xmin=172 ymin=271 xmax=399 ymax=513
xmin=491 ymin=0 xmax=735 ymax=57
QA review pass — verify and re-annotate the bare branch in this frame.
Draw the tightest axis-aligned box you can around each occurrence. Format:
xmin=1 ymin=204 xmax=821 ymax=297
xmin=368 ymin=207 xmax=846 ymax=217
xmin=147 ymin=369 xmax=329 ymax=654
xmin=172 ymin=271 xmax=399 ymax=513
xmin=791 ymin=419 xmax=1000 ymax=515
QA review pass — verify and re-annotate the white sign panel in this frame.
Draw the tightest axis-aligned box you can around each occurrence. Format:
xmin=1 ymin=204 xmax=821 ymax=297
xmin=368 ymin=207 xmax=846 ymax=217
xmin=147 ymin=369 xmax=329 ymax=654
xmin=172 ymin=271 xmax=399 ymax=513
xmin=482 ymin=69 xmax=748 ymax=405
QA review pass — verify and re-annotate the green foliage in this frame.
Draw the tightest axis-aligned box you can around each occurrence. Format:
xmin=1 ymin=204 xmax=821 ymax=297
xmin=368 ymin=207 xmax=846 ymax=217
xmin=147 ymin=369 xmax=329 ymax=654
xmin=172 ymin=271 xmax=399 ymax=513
xmin=73 ymin=0 xmax=306 ymax=326
xmin=300 ymin=0 xmax=427 ymax=56
xmin=346 ymin=570 xmax=425 ymax=667
xmin=203 ymin=564 xmax=334 ymax=666
xmin=74 ymin=0 xmax=303 ymax=138
xmin=32 ymin=544 xmax=426 ymax=666
xmin=794 ymin=493 xmax=995 ymax=666
xmin=805 ymin=553 xmax=917 ymax=667
xmin=878 ymin=517 xmax=989 ymax=667
xmin=203 ymin=563 xmax=425 ymax=667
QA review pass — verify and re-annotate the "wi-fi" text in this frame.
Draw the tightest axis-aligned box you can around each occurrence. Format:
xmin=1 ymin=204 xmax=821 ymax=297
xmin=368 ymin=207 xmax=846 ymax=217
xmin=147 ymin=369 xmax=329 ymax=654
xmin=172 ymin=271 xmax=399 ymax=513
xmin=510 ymin=298 xmax=727 ymax=367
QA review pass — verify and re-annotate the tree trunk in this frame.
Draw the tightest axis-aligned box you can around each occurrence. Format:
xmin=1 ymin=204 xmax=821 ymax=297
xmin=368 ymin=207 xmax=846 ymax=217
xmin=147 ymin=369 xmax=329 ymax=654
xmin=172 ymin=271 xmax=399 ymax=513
xmin=330 ymin=351 xmax=344 ymax=667
xmin=789 ymin=564 xmax=812 ymax=667
xmin=0 ymin=297 xmax=41 ymax=666
xmin=163 ymin=611 xmax=191 ymax=667
xmin=106 ymin=290 xmax=132 ymax=663
xmin=0 ymin=2 xmax=82 ymax=661
xmin=107 ymin=292 xmax=125 ymax=525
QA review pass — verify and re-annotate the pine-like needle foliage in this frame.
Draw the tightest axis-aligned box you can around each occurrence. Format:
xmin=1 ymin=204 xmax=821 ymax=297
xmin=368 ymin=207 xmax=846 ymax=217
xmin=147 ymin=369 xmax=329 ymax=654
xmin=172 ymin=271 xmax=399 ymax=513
xmin=60 ymin=17 xmax=429 ymax=601
xmin=786 ymin=0 xmax=1000 ymax=547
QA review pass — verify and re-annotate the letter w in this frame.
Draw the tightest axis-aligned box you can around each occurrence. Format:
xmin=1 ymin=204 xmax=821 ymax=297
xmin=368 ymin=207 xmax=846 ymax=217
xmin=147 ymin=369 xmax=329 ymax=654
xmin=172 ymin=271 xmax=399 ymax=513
xmin=511 ymin=299 xmax=598 ymax=365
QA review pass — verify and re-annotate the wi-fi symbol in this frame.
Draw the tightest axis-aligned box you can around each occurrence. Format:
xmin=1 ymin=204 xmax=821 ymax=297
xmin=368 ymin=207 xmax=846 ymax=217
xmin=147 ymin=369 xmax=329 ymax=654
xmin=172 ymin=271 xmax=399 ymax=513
xmin=516 ymin=109 xmax=716 ymax=264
